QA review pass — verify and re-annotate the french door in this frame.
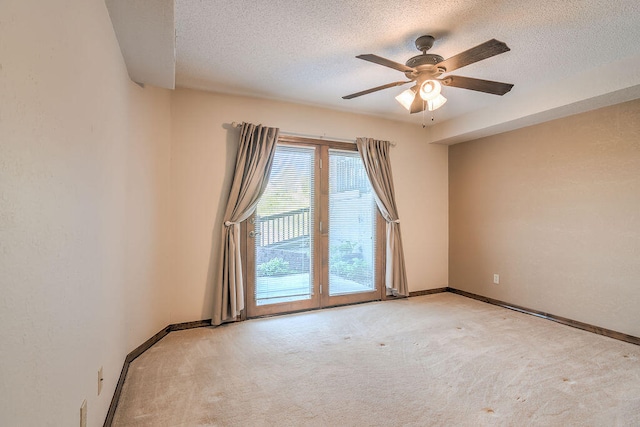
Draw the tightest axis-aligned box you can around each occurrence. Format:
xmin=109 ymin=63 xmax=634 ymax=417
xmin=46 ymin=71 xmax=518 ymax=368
xmin=244 ymin=137 xmax=384 ymax=317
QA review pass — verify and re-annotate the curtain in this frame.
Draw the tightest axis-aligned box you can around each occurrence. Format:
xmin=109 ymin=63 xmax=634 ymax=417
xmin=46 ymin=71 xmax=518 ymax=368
xmin=213 ymin=123 xmax=279 ymax=325
xmin=356 ymin=137 xmax=409 ymax=296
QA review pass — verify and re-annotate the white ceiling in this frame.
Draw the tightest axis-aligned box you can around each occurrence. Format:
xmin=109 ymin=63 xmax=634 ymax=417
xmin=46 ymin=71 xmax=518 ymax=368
xmin=109 ymin=0 xmax=640 ymax=144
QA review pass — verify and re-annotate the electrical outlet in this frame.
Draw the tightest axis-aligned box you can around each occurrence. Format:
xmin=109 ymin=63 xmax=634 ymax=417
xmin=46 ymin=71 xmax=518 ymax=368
xmin=493 ymin=274 xmax=500 ymax=284
xmin=80 ymin=399 xmax=87 ymax=427
xmin=98 ymin=366 xmax=104 ymax=396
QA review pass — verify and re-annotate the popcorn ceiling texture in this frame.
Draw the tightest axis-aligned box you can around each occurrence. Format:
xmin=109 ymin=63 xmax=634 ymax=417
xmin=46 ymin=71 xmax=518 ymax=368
xmin=174 ymin=0 xmax=640 ymax=131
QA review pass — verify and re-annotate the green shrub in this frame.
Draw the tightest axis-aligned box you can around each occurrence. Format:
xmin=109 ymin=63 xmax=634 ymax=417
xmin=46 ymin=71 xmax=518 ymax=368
xmin=257 ymin=257 xmax=291 ymax=277
xmin=328 ymin=240 xmax=372 ymax=284
xmin=330 ymin=255 xmax=371 ymax=282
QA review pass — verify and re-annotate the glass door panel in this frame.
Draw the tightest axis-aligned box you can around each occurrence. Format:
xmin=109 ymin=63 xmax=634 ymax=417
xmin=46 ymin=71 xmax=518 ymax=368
xmin=327 ymin=149 xmax=378 ymax=300
xmin=248 ymin=145 xmax=318 ymax=315
xmin=246 ymin=140 xmax=383 ymax=318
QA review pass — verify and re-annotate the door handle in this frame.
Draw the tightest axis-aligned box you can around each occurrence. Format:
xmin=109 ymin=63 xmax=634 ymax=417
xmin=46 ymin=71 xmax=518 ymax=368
xmin=249 ymin=231 xmax=261 ymax=238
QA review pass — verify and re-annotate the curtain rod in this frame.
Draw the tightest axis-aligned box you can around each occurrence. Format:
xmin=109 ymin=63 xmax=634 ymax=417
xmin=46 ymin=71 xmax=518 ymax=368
xmin=230 ymin=122 xmax=396 ymax=147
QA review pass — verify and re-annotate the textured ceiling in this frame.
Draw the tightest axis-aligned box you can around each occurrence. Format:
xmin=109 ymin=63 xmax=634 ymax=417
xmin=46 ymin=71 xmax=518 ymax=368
xmin=172 ymin=0 xmax=640 ymax=143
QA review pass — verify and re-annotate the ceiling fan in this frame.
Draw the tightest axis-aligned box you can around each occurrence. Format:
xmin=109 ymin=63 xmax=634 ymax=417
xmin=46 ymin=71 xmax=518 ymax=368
xmin=343 ymin=35 xmax=514 ymax=113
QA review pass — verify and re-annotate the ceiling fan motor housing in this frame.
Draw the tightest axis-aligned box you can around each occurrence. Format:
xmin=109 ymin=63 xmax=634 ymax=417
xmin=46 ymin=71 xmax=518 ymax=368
xmin=405 ymin=54 xmax=445 ymax=81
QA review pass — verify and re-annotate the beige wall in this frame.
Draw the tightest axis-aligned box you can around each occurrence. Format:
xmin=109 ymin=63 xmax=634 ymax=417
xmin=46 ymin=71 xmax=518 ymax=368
xmin=449 ymin=99 xmax=640 ymax=337
xmin=3 ymin=2 xmax=637 ymax=425
xmin=169 ymin=89 xmax=449 ymax=322
xmin=0 ymin=0 xmax=172 ymax=425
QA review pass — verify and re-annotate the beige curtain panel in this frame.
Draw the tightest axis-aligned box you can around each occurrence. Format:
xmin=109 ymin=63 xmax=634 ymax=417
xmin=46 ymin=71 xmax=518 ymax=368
xmin=356 ymin=137 xmax=409 ymax=296
xmin=213 ymin=123 xmax=280 ymax=325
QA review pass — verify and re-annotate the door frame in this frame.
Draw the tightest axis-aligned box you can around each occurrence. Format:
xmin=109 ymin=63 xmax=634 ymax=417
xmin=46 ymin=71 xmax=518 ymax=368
xmin=243 ymin=136 xmax=387 ymax=319
xmin=320 ymin=146 xmax=386 ymax=308
xmin=243 ymin=142 xmax=322 ymax=317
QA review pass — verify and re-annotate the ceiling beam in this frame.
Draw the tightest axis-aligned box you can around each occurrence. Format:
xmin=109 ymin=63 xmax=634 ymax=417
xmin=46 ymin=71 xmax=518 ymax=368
xmin=106 ymin=0 xmax=175 ymax=89
xmin=427 ymin=54 xmax=640 ymax=144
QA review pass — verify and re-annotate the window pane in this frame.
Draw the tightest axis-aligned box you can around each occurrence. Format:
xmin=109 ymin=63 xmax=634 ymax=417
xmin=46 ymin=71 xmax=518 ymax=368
xmin=254 ymin=146 xmax=315 ymax=305
xmin=328 ymin=149 xmax=376 ymax=296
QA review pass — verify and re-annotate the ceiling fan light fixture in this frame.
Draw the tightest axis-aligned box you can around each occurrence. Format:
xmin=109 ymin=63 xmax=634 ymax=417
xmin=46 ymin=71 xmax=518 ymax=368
xmin=427 ymin=94 xmax=447 ymax=111
xmin=343 ymin=36 xmax=514 ymax=117
xmin=419 ymin=80 xmax=442 ymax=101
xmin=395 ymin=88 xmax=416 ymax=111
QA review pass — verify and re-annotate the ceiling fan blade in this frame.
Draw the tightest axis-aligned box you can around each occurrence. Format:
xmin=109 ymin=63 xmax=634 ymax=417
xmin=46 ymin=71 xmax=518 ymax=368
xmin=409 ymin=86 xmax=426 ymax=114
xmin=356 ymin=54 xmax=415 ymax=73
xmin=342 ymin=81 xmax=411 ymax=100
xmin=441 ymin=75 xmax=514 ymax=95
xmin=435 ymin=39 xmax=510 ymax=72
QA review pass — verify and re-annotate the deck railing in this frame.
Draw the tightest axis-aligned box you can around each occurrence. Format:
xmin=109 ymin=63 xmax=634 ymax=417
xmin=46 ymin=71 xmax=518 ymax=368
xmin=255 ymin=207 xmax=310 ymax=247
xmin=335 ymin=156 xmax=370 ymax=193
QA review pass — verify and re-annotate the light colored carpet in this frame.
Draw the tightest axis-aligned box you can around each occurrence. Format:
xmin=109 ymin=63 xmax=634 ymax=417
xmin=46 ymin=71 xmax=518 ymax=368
xmin=112 ymin=293 xmax=640 ymax=426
